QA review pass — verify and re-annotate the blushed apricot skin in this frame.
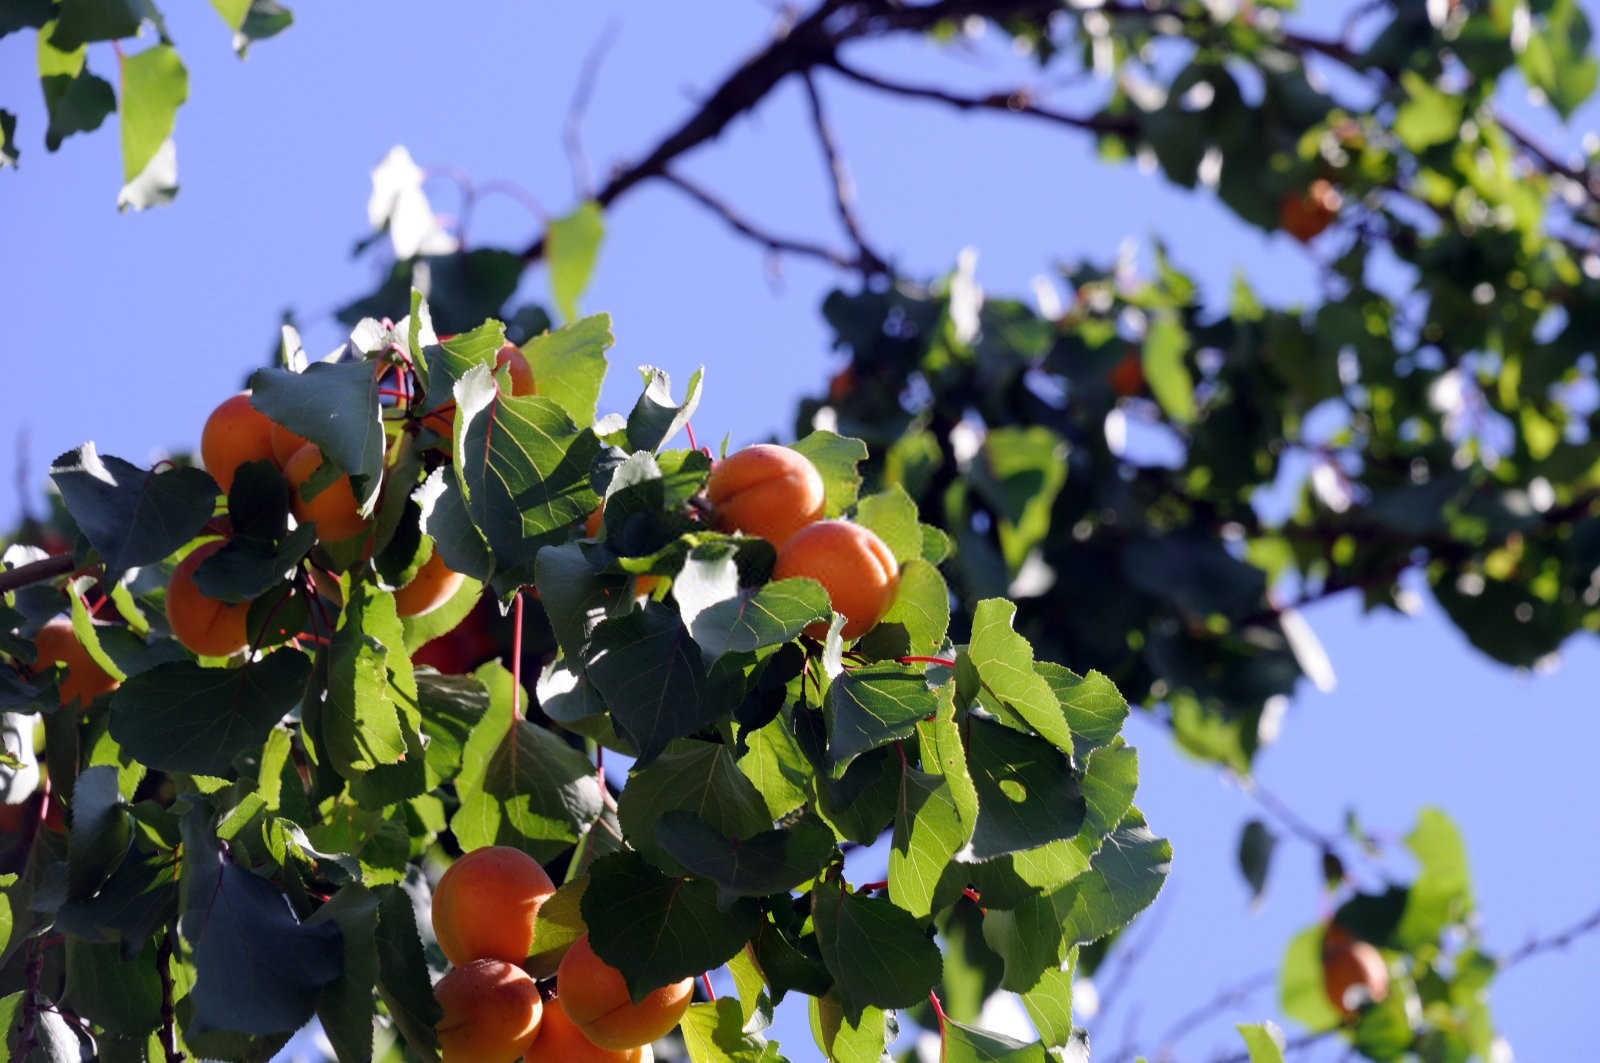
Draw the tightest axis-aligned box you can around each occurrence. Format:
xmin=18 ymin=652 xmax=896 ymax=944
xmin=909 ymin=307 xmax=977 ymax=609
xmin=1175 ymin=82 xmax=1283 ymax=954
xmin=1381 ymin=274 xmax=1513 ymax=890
xmin=283 ymin=444 xmax=370 ymax=544
xmin=772 ymin=520 xmax=899 ymax=641
xmin=705 ymin=444 xmax=826 ymax=548
xmin=1322 ymin=927 xmax=1389 ymax=1016
xmin=202 ymin=392 xmax=278 ymax=495
xmin=268 ymin=421 xmax=310 ymax=467
xmin=557 ymin=934 xmax=693 ymax=1051
xmin=1280 ymin=179 xmax=1342 ymax=243
xmin=433 ymin=958 xmax=544 ymax=1063
xmin=423 ymin=343 xmax=537 ymax=440
xmin=392 ymin=548 xmax=464 ymax=618
xmin=431 ymin=846 xmax=556 ymax=967
xmin=166 ymin=541 xmax=252 ymax=658
xmin=526 ymin=997 xmax=652 ymax=1062
xmin=31 ymin=617 xmax=118 ymax=707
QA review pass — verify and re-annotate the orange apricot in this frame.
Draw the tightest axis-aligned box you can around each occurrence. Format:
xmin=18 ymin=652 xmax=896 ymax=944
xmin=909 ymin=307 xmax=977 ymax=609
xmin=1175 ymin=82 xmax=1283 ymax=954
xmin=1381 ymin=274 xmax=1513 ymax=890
xmin=772 ymin=520 xmax=899 ymax=641
xmin=166 ymin=541 xmax=252 ymax=658
xmin=557 ymin=934 xmax=693 ymax=1051
xmin=268 ymin=421 xmax=310 ymax=467
xmin=1280 ymin=178 xmax=1342 ymax=243
xmin=393 ymin=548 xmax=464 ymax=618
xmin=432 ymin=845 xmax=556 ymax=967
xmin=434 ymin=958 xmax=544 ymax=1063
xmin=1321 ymin=927 xmax=1389 ymax=1016
xmin=526 ymin=997 xmax=652 ymax=1062
xmin=201 ymin=391 xmax=278 ymax=495
xmin=283 ymin=444 xmax=370 ymax=544
xmin=1109 ymin=348 xmax=1145 ymax=398
xmin=705 ymin=444 xmax=825 ymax=548
xmin=31 ymin=617 xmax=119 ymax=707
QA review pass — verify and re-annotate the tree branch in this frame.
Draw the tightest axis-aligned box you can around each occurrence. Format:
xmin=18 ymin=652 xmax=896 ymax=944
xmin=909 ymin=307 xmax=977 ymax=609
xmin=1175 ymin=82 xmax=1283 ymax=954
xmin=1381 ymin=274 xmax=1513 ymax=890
xmin=655 ymin=169 xmax=871 ymax=272
xmin=0 ymin=553 xmax=76 ymax=596
xmin=1500 ymin=902 xmax=1600 ymax=970
xmin=825 ymin=55 xmax=1138 ymax=137
xmin=564 ymin=20 xmax=622 ymax=200
xmin=800 ymin=70 xmax=890 ymax=275
xmin=1106 ymin=969 xmax=1278 ymax=1063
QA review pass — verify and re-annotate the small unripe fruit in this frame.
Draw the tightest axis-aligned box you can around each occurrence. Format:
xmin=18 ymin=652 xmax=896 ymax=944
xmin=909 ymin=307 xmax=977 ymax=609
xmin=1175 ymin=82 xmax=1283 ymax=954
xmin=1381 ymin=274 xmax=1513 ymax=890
xmin=525 ymin=997 xmax=652 ymax=1062
xmin=706 ymin=444 xmax=826 ymax=548
xmin=1279 ymin=179 xmax=1342 ymax=243
xmin=392 ymin=549 xmax=464 ymax=618
xmin=432 ymin=845 xmax=556 ymax=967
xmin=434 ymin=958 xmax=544 ymax=1063
xmin=201 ymin=392 xmax=277 ymax=495
xmin=557 ymin=934 xmax=693 ymax=1051
xmin=166 ymin=541 xmax=252 ymax=658
xmin=283 ymin=444 xmax=370 ymax=544
xmin=1322 ymin=927 xmax=1389 ymax=1016
xmin=773 ymin=520 xmax=899 ymax=641
xmin=31 ymin=617 xmax=118 ymax=707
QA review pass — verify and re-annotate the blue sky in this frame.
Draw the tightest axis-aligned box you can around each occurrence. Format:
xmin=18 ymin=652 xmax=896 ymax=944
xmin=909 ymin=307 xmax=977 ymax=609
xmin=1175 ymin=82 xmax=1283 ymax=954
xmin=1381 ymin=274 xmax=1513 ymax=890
xmin=3 ymin=2 xmax=1598 ymax=1058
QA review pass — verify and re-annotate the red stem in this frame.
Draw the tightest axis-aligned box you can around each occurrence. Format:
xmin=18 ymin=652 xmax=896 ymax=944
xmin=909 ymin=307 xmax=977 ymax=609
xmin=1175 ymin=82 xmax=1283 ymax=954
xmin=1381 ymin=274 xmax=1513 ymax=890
xmin=700 ymin=972 xmax=716 ymax=1001
xmin=511 ymin=591 xmax=525 ymax=728
xmin=856 ymin=880 xmax=888 ymax=893
xmin=900 ymin=655 xmax=956 ymax=668
xmin=928 ymin=989 xmax=949 ymax=1034
xmin=685 ymin=421 xmax=699 ymax=452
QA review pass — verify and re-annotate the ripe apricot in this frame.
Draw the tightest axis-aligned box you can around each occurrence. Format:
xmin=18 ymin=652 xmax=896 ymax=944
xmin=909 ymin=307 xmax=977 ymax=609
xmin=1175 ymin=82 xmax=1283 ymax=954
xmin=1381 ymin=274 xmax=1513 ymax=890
xmin=268 ymin=421 xmax=310 ymax=467
xmin=557 ymin=934 xmax=693 ymax=1051
xmin=166 ymin=541 xmax=252 ymax=658
xmin=434 ymin=958 xmax=544 ymax=1063
xmin=432 ymin=845 xmax=555 ymax=967
xmin=283 ymin=444 xmax=370 ymax=544
xmin=1322 ymin=927 xmax=1389 ymax=1016
xmin=772 ymin=520 xmax=899 ymax=641
xmin=1279 ymin=179 xmax=1342 ymax=243
xmin=423 ymin=343 xmax=537 ymax=440
xmin=1109 ymin=349 xmax=1145 ymax=398
xmin=705 ymin=444 xmax=825 ymax=548
xmin=393 ymin=548 xmax=464 ymax=618
xmin=201 ymin=391 xmax=278 ymax=495
xmin=526 ymin=997 xmax=652 ymax=1062
xmin=31 ymin=617 xmax=118 ymax=707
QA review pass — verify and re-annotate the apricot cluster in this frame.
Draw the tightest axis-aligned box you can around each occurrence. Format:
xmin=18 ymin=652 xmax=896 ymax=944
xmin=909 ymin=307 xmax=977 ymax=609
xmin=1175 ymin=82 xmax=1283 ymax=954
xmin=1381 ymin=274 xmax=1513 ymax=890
xmin=707 ymin=444 xmax=901 ymax=642
xmin=429 ymin=845 xmax=682 ymax=1061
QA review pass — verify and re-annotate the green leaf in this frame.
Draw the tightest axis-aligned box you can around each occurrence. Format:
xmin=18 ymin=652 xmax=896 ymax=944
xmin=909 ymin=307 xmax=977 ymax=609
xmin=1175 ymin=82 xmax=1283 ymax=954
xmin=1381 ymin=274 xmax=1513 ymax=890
xmin=522 ymin=313 xmax=612 ymax=429
xmin=179 ymin=803 xmax=342 ymax=1034
xmin=249 ymin=361 xmax=385 ymax=512
xmin=812 ymin=878 xmax=941 ymax=1021
xmin=64 ymin=933 xmax=163 ymax=1035
xmin=584 ymin=603 xmax=721 ymax=766
xmin=656 ymin=812 xmax=835 ymax=908
xmin=1278 ymin=925 xmax=1341 ymax=1031
xmin=49 ymin=446 xmax=216 ymax=586
xmin=231 ymin=0 xmax=293 ymax=56
xmin=306 ymin=884 xmax=379 ymax=1063
xmin=826 ymin=663 xmax=938 ymax=776
xmin=66 ymin=765 xmax=131 ymax=900
xmin=737 ymin=715 xmax=813 ymax=821
xmin=1235 ymin=1022 xmax=1287 ymax=1063
xmin=0 ymin=0 xmax=53 ymax=38
xmin=209 ymin=0 xmax=251 ymax=28
xmin=616 ymin=740 xmax=772 ymax=874
xmin=1141 ymin=313 xmax=1195 ymax=424
xmin=969 ymin=600 xmax=1073 ymax=756
xmin=324 ymin=583 xmax=415 ymax=784
xmin=965 ymin=717 xmax=1084 ymax=860
xmin=38 ymin=25 xmax=115 ymax=151
xmin=1035 ymin=663 xmax=1127 ymax=764
xmin=582 ymin=850 xmax=761 ymax=1001
xmin=855 ymin=485 xmax=923 ymax=564
xmin=889 ymin=761 xmax=971 ymax=919
xmin=970 ymin=426 xmax=1068 ymax=570
xmin=1394 ymin=71 xmax=1464 ymax=151
xmin=547 ymin=201 xmax=605 ymax=323
xmin=1020 ymin=958 xmax=1074 ymax=1047
xmin=1238 ymin=818 xmax=1277 ymax=902
xmin=1516 ymin=0 xmax=1597 ymax=118
xmin=1051 ymin=811 xmax=1171 ymax=947
xmin=687 ymin=577 xmax=831 ymax=662
xmin=109 ymin=650 xmax=312 ymax=777
xmin=789 ymin=431 xmax=867 ymax=517
xmin=809 ymin=992 xmax=892 ymax=1062
xmin=374 ymin=884 xmax=441 ymax=1059
xmin=50 ymin=0 xmax=141 ymax=50
xmin=681 ymin=998 xmax=791 ymax=1063
xmin=119 ymin=44 xmax=186 ymax=187
xmin=451 ymin=661 xmax=603 ymax=861
xmin=627 ymin=366 xmax=703 ymax=453
xmin=1395 ymin=807 xmax=1472 ymax=950
xmin=527 ymin=876 xmax=587 ymax=978
xmin=941 ymin=1019 xmax=1048 ymax=1062
xmin=855 ymin=558 xmax=950 ymax=660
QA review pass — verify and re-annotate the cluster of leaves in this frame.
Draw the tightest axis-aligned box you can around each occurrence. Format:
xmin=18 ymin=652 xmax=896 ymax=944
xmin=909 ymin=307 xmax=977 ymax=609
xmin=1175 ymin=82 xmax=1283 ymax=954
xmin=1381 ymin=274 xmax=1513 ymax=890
xmin=0 ymin=0 xmax=292 ymax=205
xmin=0 ymin=293 xmax=1169 ymax=1060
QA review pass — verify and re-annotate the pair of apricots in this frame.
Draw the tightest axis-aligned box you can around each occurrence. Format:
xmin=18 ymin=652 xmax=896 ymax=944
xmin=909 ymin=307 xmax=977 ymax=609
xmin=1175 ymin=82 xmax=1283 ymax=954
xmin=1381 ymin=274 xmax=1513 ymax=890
xmin=705 ymin=443 xmax=900 ymax=641
xmin=431 ymin=845 xmax=680 ymax=1061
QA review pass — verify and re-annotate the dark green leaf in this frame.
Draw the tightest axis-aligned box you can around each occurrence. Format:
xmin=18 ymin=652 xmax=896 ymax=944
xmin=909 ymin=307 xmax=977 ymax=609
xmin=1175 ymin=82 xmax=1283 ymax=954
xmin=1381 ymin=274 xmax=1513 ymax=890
xmin=968 ymin=599 xmax=1072 ymax=756
xmin=374 ymin=883 xmax=441 ymax=1058
xmin=965 ymin=717 xmax=1084 ymax=860
xmin=49 ymin=446 xmax=216 ymax=585
xmin=66 ymin=765 xmax=130 ymax=900
xmin=812 ymin=878 xmax=941 ymax=1021
xmin=687 ymin=577 xmax=831 ymax=661
xmin=1238 ymin=818 xmax=1277 ymax=902
xmin=655 ymin=812 xmax=834 ymax=908
xmin=307 ymin=885 xmax=379 ymax=1063
xmin=39 ymin=29 xmax=115 ymax=152
xmin=584 ymin=603 xmax=719 ymax=766
xmin=826 ymin=663 xmax=937 ymax=776
xmin=248 ymin=361 xmax=385 ymax=511
xmin=616 ymin=740 xmax=771 ymax=874
xmin=627 ymin=366 xmax=703 ymax=453
xmin=64 ymin=935 xmax=163 ymax=1035
xmin=50 ymin=0 xmax=141 ymax=50
xmin=941 ymin=1018 xmax=1048 ymax=1062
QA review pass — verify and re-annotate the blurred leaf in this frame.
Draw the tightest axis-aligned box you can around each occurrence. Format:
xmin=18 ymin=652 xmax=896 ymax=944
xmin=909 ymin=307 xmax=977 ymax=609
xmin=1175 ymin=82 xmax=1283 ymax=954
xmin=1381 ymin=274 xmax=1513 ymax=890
xmin=119 ymin=45 xmax=187 ymax=189
xmin=1238 ymin=818 xmax=1278 ymax=902
xmin=548 ymin=201 xmax=605 ymax=322
xmin=1142 ymin=313 xmax=1194 ymax=424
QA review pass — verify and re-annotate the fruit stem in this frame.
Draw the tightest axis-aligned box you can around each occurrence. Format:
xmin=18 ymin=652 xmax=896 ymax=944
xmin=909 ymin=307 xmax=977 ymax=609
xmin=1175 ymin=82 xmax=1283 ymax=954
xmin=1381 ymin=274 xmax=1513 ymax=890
xmin=900 ymin=655 xmax=956 ymax=668
xmin=510 ymin=590 xmax=525 ymax=728
xmin=856 ymin=880 xmax=888 ymax=893
xmin=927 ymin=989 xmax=949 ymax=1034
xmin=700 ymin=972 xmax=717 ymax=1001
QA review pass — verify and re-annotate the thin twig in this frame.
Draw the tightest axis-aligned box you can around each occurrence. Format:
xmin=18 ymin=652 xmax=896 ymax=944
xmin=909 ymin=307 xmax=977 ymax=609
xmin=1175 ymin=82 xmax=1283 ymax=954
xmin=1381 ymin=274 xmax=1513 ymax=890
xmin=656 ymin=169 xmax=869 ymax=272
xmin=799 ymin=70 xmax=889 ymax=275
xmin=564 ymin=20 xmax=622 ymax=199
xmin=1500 ymin=902 xmax=1600 ymax=970
xmin=0 ymin=553 xmax=77 ymax=596
xmin=1211 ymin=1028 xmax=1335 ymax=1063
xmin=1106 ymin=969 xmax=1277 ymax=1063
